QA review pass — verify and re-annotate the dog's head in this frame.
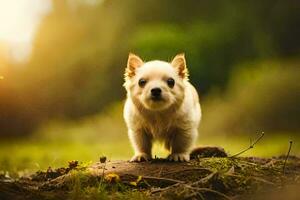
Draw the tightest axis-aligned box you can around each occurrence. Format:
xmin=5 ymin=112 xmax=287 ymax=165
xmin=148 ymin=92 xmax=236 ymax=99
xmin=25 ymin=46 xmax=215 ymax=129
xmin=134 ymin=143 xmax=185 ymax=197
xmin=123 ymin=53 xmax=189 ymax=111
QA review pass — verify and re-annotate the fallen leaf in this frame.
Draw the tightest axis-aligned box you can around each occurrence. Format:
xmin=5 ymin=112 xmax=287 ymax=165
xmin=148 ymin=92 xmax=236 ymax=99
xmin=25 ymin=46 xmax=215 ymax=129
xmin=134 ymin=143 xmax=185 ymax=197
xmin=105 ymin=173 xmax=120 ymax=183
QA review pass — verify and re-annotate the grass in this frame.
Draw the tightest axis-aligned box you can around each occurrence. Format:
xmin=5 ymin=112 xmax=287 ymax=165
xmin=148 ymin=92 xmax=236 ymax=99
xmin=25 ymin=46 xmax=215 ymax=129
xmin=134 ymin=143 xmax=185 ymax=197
xmin=67 ymin=171 xmax=148 ymax=200
xmin=0 ymin=140 xmax=131 ymax=174
xmin=0 ymin=132 xmax=298 ymax=176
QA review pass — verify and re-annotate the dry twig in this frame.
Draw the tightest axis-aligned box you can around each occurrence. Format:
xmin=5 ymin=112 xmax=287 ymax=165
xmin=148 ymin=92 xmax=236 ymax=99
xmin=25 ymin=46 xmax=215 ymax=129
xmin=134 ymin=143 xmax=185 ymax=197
xmin=283 ymin=141 xmax=293 ymax=175
xmin=230 ymin=132 xmax=265 ymax=158
xmin=142 ymin=175 xmax=185 ymax=184
xmin=151 ymin=182 xmax=232 ymax=200
xmin=190 ymin=171 xmax=218 ymax=186
xmin=249 ymin=176 xmax=274 ymax=185
xmin=150 ymin=182 xmax=181 ymax=194
xmin=163 ymin=167 xmax=212 ymax=176
xmin=184 ymin=185 xmax=232 ymax=200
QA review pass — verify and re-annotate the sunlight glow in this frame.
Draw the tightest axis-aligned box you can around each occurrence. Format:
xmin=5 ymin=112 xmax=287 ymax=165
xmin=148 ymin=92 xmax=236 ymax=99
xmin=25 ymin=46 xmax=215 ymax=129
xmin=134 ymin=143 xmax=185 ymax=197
xmin=0 ymin=0 xmax=52 ymax=62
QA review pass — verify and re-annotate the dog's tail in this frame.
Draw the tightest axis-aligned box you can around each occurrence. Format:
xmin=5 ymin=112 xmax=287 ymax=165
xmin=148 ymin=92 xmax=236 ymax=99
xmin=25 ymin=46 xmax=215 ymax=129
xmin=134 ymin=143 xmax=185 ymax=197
xmin=190 ymin=146 xmax=228 ymax=159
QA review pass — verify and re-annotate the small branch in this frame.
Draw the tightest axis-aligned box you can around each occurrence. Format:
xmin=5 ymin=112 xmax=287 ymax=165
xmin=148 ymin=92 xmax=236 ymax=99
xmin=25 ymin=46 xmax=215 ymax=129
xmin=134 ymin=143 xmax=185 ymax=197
xmin=142 ymin=175 xmax=185 ymax=184
xmin=184 ymin=185 xmax=232 ymax=200
xmin=151 ymin=182 xmax=181 ymax=194
xmin=190 ymin=171 xmax=217 ymax=186
xmin=283 ymin=141 xmax=293 ymax=175
xmin=163 ymin=167 xmax=212 ymax=176
xmin=151 ymin=182 xmax=232 ymax=200
xmin=157 ymin=166 xmax=164 ymax=177
xmin=230 ymin=132 xmax=265 ymax=158
xmin=249 ymin=176 xmax=274 ymax=185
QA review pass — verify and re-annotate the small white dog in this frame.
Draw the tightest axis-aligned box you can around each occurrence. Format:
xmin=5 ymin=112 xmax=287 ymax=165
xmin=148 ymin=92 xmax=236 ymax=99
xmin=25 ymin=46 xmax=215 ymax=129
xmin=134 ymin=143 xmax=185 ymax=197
xmin=123 ymin=53 xmax=201 ymax=162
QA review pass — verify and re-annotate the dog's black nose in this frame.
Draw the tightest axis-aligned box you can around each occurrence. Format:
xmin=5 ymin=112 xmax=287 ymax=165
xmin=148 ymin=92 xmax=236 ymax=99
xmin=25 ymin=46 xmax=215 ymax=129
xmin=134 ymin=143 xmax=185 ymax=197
xmin=151 ymin=87 xmax=162 ymax=97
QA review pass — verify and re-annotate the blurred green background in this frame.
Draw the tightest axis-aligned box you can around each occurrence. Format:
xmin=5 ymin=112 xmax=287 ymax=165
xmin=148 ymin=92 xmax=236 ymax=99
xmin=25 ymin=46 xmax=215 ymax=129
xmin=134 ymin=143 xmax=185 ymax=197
xmin=0 ymin=0 xmax=299 ymax=173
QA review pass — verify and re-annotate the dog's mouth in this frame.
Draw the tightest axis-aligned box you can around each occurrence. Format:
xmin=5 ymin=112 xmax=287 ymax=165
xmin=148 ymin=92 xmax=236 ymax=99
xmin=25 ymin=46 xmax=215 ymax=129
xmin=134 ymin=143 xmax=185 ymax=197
xmin=150 ymin=96 xmax=164 ymax=102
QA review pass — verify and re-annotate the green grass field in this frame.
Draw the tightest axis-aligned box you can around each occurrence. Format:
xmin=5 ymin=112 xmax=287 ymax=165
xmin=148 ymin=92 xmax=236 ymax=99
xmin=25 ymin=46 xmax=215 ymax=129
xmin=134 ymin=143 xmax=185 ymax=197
xmin=1 ymin=131 xmax=298 ymax=176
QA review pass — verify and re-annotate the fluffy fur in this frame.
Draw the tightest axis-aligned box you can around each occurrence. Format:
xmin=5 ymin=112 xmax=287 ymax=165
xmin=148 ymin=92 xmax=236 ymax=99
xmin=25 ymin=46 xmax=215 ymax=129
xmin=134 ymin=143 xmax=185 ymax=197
xmin=123 ymin=53 xmax=201 ymax=162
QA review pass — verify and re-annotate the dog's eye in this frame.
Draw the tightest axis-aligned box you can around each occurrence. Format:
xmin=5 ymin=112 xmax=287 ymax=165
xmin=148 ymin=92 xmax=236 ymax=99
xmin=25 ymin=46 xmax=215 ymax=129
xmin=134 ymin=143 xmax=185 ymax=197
xmin=167 ymin=78 xmax=175 ymax=88
xmin=138 ymin=78 xmax=147 ymax=87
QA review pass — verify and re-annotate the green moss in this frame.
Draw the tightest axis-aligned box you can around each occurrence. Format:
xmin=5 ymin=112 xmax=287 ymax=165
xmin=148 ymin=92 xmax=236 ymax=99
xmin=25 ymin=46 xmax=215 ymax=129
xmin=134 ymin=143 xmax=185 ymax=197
xmin=65 ymin=170 xmax=149 ymax=200
xmin=196 ymin=157 xmax=236 ymax=172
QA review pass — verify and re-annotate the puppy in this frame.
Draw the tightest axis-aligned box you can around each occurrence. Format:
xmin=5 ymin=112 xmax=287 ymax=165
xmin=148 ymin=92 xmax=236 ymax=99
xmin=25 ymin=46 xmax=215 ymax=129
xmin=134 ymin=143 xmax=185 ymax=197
xmin=123 ymin=53 xmax=201 ymax=162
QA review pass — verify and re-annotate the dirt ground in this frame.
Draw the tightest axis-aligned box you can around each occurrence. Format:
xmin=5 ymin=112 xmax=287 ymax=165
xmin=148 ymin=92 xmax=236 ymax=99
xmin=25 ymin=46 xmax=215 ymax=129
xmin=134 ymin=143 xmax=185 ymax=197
xmin=1 ymin=153 xmax=300 ymax=200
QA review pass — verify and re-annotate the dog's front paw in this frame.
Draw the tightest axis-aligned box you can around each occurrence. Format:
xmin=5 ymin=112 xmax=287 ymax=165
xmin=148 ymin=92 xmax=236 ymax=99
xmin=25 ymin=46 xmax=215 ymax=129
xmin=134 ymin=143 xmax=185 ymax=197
xmin=130 ymin=153 xmax=151 ymax=162
xmin=168 ymin=153 xmax=190 ymax=162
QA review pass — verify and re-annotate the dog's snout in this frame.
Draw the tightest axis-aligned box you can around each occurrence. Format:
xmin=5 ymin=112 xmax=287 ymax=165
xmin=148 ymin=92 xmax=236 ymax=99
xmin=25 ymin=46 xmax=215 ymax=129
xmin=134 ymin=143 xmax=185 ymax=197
xmin=151 ymin=87 xmax=162 ymax=97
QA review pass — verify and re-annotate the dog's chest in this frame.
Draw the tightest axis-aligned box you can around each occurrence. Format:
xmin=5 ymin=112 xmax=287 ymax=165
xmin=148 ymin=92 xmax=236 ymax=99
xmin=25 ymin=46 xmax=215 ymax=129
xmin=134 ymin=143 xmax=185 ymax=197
xmin=141 ymin=115 xmax=178 ymax=138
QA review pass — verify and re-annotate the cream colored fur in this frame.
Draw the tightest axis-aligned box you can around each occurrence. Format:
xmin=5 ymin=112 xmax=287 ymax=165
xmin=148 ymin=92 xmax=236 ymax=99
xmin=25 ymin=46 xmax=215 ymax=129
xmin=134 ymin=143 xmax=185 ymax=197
xmin=123 ymin=53 xmax=201 ymax=162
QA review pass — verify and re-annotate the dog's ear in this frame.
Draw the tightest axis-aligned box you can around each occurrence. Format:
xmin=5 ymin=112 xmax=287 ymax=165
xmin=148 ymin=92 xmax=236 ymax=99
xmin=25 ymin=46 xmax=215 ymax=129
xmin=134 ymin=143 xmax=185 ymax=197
xmin=125 ymin=53 xmax=144 ymax=78
xmin=171 ymin=53 xmax=189 ymax=79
